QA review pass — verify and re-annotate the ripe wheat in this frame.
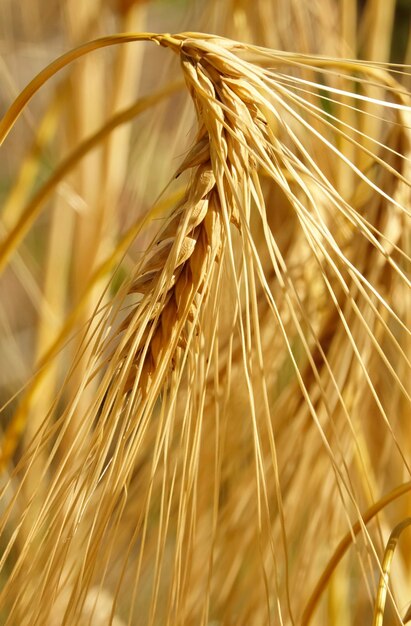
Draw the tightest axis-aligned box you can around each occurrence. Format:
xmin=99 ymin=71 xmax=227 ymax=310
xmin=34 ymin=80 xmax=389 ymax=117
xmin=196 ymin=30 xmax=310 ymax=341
xmin=0 ymin=28 xmax=410 ymax=626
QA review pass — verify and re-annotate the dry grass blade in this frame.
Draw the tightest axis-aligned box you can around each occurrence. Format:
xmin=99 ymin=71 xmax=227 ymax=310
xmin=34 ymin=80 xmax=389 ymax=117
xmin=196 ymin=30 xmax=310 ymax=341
xmin=0 ymin=83 xmax=182 ymax=275
xmin=301 ymin=481 xmax=411 ymax=626
xmin=372 ymin=518 xmax=411 ymax=626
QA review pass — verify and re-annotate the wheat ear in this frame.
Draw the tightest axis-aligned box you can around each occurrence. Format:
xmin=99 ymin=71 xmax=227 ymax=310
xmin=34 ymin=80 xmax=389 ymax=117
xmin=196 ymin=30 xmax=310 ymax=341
xmin=120 ymin=156 xmax=221 ymax=394
xmin=112 ymin=40 xmax=262 ymax=397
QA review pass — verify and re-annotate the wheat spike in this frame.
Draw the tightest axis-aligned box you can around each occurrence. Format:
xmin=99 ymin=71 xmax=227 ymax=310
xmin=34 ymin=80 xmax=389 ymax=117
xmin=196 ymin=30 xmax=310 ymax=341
xmin=110 ymin=37 xmax=266 ymax=398
xmin=119 ymin=159 xmax=220 ymax=394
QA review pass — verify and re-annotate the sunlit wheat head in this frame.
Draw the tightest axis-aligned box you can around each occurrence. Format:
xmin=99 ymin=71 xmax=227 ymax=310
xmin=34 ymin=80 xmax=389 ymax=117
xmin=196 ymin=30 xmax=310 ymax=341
xmin=0 ymin=24 xmax=410 ymax=626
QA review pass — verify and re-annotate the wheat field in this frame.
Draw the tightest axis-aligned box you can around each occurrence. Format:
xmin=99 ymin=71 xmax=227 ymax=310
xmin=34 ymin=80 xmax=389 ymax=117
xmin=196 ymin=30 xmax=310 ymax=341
xmin=0 ymin=1 xmax=411 ymax=624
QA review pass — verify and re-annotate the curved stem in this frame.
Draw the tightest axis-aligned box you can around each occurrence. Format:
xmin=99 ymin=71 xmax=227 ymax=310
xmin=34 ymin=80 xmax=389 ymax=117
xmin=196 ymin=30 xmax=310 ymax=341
xmin=301 ymin=480 xmax=411 ymax=626
xmin=372 ymin=517 xmax=411 ymax=626
xmin=0 ymin=32 xmax=181 ymax=145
